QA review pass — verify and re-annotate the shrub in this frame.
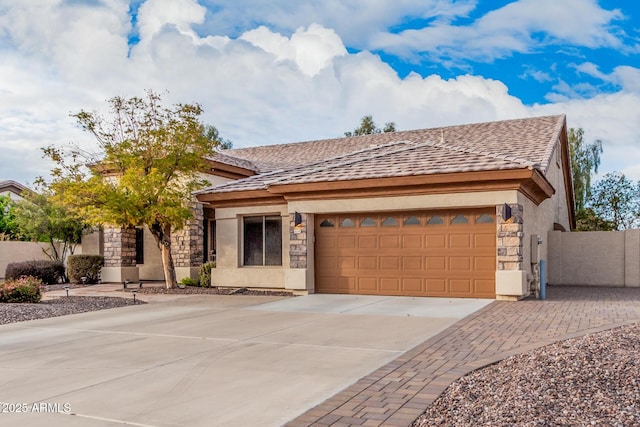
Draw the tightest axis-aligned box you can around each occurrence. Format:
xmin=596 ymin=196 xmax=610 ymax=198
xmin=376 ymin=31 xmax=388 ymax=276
xmin=179 ymin=277 xmax=199 ymax=287
xmin=5 ymin=260 xmax=65 ymax=285
xmin=67 ymin=255 xmax=104 ymax=284
xmin=0 ymin=276 xmax=43 ymax=303
xmin=199 ymin=261 xmax=216 ymax=288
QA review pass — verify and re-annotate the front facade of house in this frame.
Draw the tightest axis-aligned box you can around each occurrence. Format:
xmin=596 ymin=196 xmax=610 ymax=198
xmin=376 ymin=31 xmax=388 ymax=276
xmin=97 ymin=115 xmax=574 ymax=300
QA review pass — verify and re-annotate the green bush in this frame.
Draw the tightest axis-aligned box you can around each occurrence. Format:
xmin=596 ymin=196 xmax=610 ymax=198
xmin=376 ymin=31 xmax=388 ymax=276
xmin=0 ymin=276 xmax=43 ymax=303
xmin=67 ymin=255 xmax=104 ymax=284
xmin=5 ymin=260 xmax=65 ymax=285
xmin=179 ymin=277 xmax=199 ymax=287
xmin=199 ymin=261 xmax=216 ymax=288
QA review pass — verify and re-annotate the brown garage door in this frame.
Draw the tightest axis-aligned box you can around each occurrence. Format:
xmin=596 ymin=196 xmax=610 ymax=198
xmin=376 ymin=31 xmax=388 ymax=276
xmin=315 ymin=209 xmax=496 ymax=298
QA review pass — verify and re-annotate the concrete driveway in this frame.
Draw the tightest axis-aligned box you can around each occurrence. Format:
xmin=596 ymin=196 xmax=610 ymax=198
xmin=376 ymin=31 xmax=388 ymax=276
xmin=0 ymin=293 xmax=491 ymax=427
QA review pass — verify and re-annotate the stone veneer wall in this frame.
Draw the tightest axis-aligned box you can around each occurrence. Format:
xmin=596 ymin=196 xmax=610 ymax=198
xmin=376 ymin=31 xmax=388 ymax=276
xmin=496 ymin=203 xmax=524 ymax=271
xmin=172 ymin=202 xmax=205 ymax=268
xmin=103 ymin=227 xmax=136 ymax=267
xmin=289 ymin=213 xmax=308 ymax=269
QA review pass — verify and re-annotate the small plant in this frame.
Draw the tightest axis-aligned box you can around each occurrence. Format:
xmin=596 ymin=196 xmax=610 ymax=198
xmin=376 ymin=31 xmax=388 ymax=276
xmin=199 ymin=261 xmax=216 ymax=288
xmin=5 ymin=260 xmax=65 ymax=285
xmin=0 ymin=276 xmax=43 ymax=303
xmin=179 ymin=277 xmax=199 ymax=287
xmin=67 ymin=255 xmax=104 ymax=284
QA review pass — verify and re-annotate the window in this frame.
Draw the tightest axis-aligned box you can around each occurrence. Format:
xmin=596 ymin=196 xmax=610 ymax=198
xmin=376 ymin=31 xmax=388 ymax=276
xmin=319 ymin=219 xmax=334 ymax=227
xmin=135 ymin=227 xmax=144 ymax=265
xmin=476 ymin=214 xmax=494 ymax=224
xmin=203 ymin=219 xmax=216 ymax=263
xmin=451 ymin=215 xmax=469 ymax=224
xmin=427 ymin=215 xmax=444 ymax=225
xmin=340 ymin=218 xmax=355 ymax=227
xmin=404 ymin=216 xmax=421 ymax=225
xmin=243 ymin=216 xmax=282 ymax=266
xmin=360 ymin=217 xmax=376 ymax=227
xmin=382 ymin=216 xmax=398 ymax=226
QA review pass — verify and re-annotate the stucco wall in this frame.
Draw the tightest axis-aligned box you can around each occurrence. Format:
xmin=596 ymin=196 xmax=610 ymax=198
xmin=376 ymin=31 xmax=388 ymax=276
xmin=548 ymin=230 xmax=639 ymax=287
xmin=0 ymin=241 xmax=79 ymax=279
xmin=517 ymin=140 xmax=572 ymax=286
xmin=213 ymin=204 xmax=290 ymax=288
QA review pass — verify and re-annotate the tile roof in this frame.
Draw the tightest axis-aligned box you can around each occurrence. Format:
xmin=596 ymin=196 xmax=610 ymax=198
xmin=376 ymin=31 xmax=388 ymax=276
xmin=199 ymin=115 xmax=565 ymax=195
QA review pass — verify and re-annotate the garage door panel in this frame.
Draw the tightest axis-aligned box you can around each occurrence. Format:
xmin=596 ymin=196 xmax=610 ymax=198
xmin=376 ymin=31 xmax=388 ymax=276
xmin=450 ymin=257 xmax=471 ymax=271
xmin=358 ymin=256 xmax=377 ymax=270
xmin=316 ymin=209 xmax=496 ymax=298
xmin=474 ymin=279 xmax=495 ymax=296
xmin=402 ymin=235 xmax=422 ymax=248
xmin=450 ymin=234 xmax=471 ymax=248
xmin=358 ymin=235 xmax=377 ymax=249
xmin=380 ymin=235 xmax=399 ymax=248
xmin=426 ymin=234 xmax=446 ymax=249
xmin=317 ymin=236 xmax=337 ymax=250
xmin=338 ymin=236 xmax=356 ymax=248
xmin=317 ymin=276 xmax=337 ymax=292
xmin=425 ymin=278 xmax=447 ymax=293
xmin=474 ymin=234 xmax=495 ymax=248
xmin=450 ymin=279 xmax=472 ymax=294
xmin=317 ymin=256 xmax=337 ymax=270
xmin=380 ymin=256 xmax=399 ymax=270
xmin=426 ymin=256 xmax=446 ymax=271
xmin=403 ymin=257 xmax=422 ymax=270
xmin=475 ymin=256 xmax=496 ymax=271
xmin=402 ymin=278 xmax=422 ymax=293
xmin=358 ymin=277 xmax=378 ymax=291
xmin=380 ymin=278 xmax=400 ymax=292
xmin=339 ymin=256 xmax=356 ymax=269
xmin=338 ymin=277 xmax=356 ymax=292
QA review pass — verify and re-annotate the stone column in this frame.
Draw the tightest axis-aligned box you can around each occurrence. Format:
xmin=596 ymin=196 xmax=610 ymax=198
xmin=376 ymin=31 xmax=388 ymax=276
xmin=495 ymin=204 xmax=528 ymax=300
xmin=289 ymin=213 xmax=308 ymax=268
xmin=497 ymin=203 xmax=524 ymax=271
xmin=101 ymin=226 xmax=139 ymax=283
xmin=285 ymin=212 xmax=314 ymax=292
xmin=172 ymin=202 xmax=204 ymax=282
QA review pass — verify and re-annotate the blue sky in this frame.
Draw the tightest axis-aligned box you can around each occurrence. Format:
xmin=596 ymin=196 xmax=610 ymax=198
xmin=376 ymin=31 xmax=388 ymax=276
xmin=1 ymin=0 xmax=640 ymax=185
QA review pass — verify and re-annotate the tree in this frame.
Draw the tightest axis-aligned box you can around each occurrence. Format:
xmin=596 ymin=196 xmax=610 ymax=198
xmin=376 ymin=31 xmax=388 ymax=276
xmin=587 ymin=172 xmax=640 ymax=230
xmin=45 ymin=91 xmax=219 ymax=288
xmin=344 ymin=115 xmax=396 ymax=137
xmin=204 ymin=124 xmax=233 ymax=150
xmin=12 ymin=189 xmax=87 ymax=261
xmin=568 ymin=128 xmax=603 ymax=212
xmin=574 ymin=207 xmax=615 ymax=231
xmin=0 ymin=195 xmax=20 ymax=240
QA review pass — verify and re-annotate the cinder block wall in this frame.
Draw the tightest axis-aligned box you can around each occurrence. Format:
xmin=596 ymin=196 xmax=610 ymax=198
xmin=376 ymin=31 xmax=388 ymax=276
xmin=548 ymin=230 xmax=640 ymax=287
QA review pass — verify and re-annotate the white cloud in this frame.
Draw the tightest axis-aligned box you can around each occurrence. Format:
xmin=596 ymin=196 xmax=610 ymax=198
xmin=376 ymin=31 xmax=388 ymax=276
xmin=0 ymin=0 xmax=638 ymax=188
xmin=136 ymin=0 xmax=206 ymax=43
xmin=197 ymin=0 xmax=476 ymax=47
xmin=370 ymin=0 xmax=623 ymax=62
xmin=240 ymin=24 xmax=347 ymax=76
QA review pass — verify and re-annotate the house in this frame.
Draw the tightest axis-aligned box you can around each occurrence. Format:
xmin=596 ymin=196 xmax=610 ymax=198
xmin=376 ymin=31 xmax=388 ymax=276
xmin=100 ymin=115 xmax=574 ymax=300
xmin=0 ymin=180 xmax=29 ymax=201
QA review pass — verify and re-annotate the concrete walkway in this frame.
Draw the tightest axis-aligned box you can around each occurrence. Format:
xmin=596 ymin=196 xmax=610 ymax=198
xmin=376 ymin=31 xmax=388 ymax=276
xmin=0 ymin=288 xmax=491 ymax=427
xmin=286 ymin=286 xmax=640 ymax=426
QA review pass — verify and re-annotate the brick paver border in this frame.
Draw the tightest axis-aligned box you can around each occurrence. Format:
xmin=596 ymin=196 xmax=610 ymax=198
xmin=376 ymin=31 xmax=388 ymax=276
xmin=286 ymin=286 xmax=640 ymax=427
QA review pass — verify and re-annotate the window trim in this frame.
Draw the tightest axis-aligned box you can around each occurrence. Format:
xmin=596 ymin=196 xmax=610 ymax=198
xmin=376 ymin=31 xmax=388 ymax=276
xmin=242 ymin=215 xmax=283 ymax=267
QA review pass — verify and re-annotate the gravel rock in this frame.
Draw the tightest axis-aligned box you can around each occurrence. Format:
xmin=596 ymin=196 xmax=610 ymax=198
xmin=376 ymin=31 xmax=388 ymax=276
xmin=0 ymin=296 xmax=145 ymax=325
xmin=129 ymin=286 xmax=295 ymax=297
xmin=413 ymin=323 xmax=640 ymax=427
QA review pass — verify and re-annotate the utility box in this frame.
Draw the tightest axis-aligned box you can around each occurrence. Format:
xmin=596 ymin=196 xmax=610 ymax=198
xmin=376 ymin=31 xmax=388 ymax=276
xmin=531 ymin=234 xmax=542 ymax=264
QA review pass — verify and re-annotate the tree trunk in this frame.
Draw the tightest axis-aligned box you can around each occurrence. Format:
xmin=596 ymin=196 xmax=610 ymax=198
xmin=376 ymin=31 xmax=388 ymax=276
xmin=150 ymin=222 xmax=177 ymax=289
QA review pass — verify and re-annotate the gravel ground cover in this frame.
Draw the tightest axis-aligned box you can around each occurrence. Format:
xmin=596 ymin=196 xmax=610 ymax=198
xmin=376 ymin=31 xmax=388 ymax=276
xmin=127 ymin=285 xmax=295 ymax=297
xmin=0 ymin=295 xmax=144 ymax=325
xmin=0 ymin=284 xmax=292 ymax=326
xmin=413 ymin=323 xmax=640 ymax=427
